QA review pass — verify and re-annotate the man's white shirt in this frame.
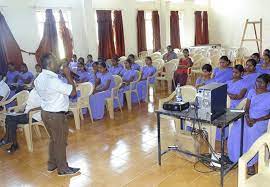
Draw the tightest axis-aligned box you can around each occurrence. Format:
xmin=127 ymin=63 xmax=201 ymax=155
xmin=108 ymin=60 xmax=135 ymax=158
xmin=34 ymin=69 xmax=72 ymax=112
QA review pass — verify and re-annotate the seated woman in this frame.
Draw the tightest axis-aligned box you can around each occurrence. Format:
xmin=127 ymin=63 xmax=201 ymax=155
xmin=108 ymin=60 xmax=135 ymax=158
xmin=137 ymin=57 xmax=157 ymax=101
xmin=119 ymin=59 xmax=139 ymax=105
xmin=16 ymin=63 xmax=34 ymax=92
xmin=89 ymin=62 xmax=115 ymax=120
xmin=109 ymin=57 xmax=124 ymax=76
xmin=195 ymin=64 xmax=214 ymax=88
xmin=212 ymin=56 xmax=233 ymax=83
xmin=256 ymin=53 xmax=270 ymax=75
xmin=69 ymin=54 xmax=78 ymax=71
xmin=251 ymin=53 xmax=261 ymax=65
xmin=243 ymin=59 xmax=260 ymax=91
xmin=128 ymin=54 xmax=141 ymax=71
xmin=0 ymin=88 xmax=41 ymax=153
xmin=228 ymin=74 xmax=270 ymax=175
xmin=227 ymin=65 xmax=248 ymax=109
xmin=174 ymin=48 xmax=193 ymax=88
xmin=76 ymin=60 xmax=95 ymax=85
xmin=6 ymin=63 xmax=20 ymax=88
xmin=163 ymin=45 xmax=177 ymax=62
xmin=85 ymin=54 xmax=94 ymax=71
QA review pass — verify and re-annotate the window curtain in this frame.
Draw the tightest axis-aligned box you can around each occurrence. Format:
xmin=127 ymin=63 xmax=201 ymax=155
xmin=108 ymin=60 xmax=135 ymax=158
xmin=36 ymin=9 xmax=59 ymax=63
xmin=59 ymin=10 xmax=73 ymax=61
xmin=113 ymin=10 xmax=125 ymax=57
xmin=97 ymin=10 xmax=115 ymax=59
xmin=202 ymin=11 xmax=209 ymax=44
xmin=137 ymin=10 xmax=147 ymax=54
xmin=194 ymin=11 xmax=203 ymax=45
xmin=152 ymin=11 xmax=161 ymax=52
xmin=170 ymin=11 xmax=181 ymax=49
xmin=0 ymin=11 xmax=23 ymax=74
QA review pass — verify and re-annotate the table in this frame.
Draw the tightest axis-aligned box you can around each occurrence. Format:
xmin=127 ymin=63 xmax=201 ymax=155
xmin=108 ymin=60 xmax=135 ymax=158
xmin=156 ymin=108 xmax=245 ymax=187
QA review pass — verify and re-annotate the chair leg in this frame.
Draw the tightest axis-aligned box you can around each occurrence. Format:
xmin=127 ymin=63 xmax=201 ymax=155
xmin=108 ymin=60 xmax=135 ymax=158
xmin=72 ymin=109 xmax=81 ymax=130
xmin=42 ymin=124 xmax=50 ymax=138
xmin=135 ymin=91 xmax=141 ymax=105
xmin=117 ymin=98 xmax=122 ymax=112
xmin=33 ymin=125 xmax=41 ymax=138
xmin=125 ymin=91 xmax=132 ymax=111
xmin=88 ymin=106 xmax=94 ymax=123
xmin=79 ymin=108 xmax=84 ymax=120
xmin=167 ymin=80 xmax=172 ymax=93
xmin=23 ymin=124 xmax=33 ymax=152
xmin=106 ymin=99 xmax=114 ymax=119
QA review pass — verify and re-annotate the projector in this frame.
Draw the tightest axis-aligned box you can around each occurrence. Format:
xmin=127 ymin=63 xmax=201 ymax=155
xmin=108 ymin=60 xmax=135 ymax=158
xmin=196 ymin=83 xmax=227 ymax=121
xmin=163 ymin=101 xmax=190 ymax=112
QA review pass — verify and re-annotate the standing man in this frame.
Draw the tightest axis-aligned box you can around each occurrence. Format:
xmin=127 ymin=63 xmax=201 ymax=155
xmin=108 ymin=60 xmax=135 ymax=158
xmin=34 ymin=53 xmax=80 ymax=176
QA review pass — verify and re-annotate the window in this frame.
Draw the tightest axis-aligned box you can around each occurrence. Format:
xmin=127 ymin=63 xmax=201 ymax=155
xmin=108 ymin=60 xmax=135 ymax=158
xmin=178 ymin=11 xmax=184 ymax=47
xmin=36 ymin=10 xmax=72 ymax=59
xmin=145 ymin=11 xmax=154 ymax=51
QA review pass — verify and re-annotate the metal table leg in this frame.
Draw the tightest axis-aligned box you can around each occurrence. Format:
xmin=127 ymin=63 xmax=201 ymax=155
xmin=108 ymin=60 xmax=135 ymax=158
xmin=240 ymin=115 xmax=245 ymax=156
xmin=220 ymin=127 xmax=225 ymax=187
xmin=157 ymin=113 xmax=161 ymax=165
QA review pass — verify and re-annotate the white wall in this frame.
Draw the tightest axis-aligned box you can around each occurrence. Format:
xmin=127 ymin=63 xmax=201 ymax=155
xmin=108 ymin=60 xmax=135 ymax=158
xmin=209 ymin=0 xmax=269 ymax=54
xmin=0 ymin=0 xmax=208 ymax=73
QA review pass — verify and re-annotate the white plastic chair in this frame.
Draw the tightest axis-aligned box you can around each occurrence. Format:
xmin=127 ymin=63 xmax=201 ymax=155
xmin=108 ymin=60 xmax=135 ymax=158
xmin=156 ymin=61 xmax=177 ymax=93
xmin=105 ymin=75 xmax=123 ymax=119
xmin=68 ymin=82 xmax=94 ymax=129
xmin=124 ymin=71 xmax=141 ymax=111
xmin=238 ymin=133 xmax=270 ymax=187
xmin=18 ymin=110 xmax=50 ymax=152
xmin=139 ymin=51 xmax=148 ymax=60
xmin=0 ymin=91 xmax=29 ymax=130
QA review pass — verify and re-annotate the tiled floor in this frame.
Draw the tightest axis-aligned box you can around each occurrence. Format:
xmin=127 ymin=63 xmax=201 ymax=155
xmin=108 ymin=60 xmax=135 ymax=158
xmin=0 ymin=88 xmax=237 ymax=187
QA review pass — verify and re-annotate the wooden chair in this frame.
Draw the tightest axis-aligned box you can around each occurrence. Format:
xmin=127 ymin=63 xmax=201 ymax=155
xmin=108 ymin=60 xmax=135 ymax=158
xmin=124 ymin=71 xmax=142 ymax=111
xmin=238 ymin=133 xmax=270 ymax=187
xmin=105 ymin=75 xmax=123 ymax=119
xmin=68 ymin=82 xmax=94 ymax=129
xmin=156 ymin=61 xmax=177 ymax=93
xmin=18 ymin=110 xmax=49 ymax=152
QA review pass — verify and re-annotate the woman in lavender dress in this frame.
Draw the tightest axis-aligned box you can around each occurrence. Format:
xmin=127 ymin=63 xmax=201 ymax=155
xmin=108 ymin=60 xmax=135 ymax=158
xmin=109 ymin=57 xmax=124 ymax=76
xmin=128 ymin=54 xmax=141 ymax=71
xmin=89 ymin=62 xmax=115 ymax=120
xmin=243 ymin=59 xmax=260 ymax=91
xmin=227 ymin=65 xmax=248 ymax=109
xmin=119 ymin=59 xmax=138 ymax=105
xmin=212 ymin=56 xmax=233 ymax=83
xmin=137 ymin=57 xmax=157 ymax=101
xmin=195 ymin=64 xmax=214 ymax=88
xmin=228 ymin=74 xmax=270 ymax=175
xmin=76 ymin=61 xmax=95 ymax=85
xmin=256 ymin=53 xmax=270 ymax=75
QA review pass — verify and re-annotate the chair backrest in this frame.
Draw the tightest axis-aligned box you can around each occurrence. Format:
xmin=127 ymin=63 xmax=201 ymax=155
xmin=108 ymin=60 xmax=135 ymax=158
xmin=210 ymin=55 xmax=220 ymax=68
xmin=112 ymin=75 xmax=123 ymax=97
xmin=181 ymin=85 xmax=197 ymax=102
xmin=235 ymin=98 xmax=247 ymax=110
xmin=135 ymin=60 xmax=145 ymax=68
xmin=77 ymin=82 xmax=94 ymax=106
xmin=226 ymin=95 xmax=231 ymax=109
xmin=119 ymin=56 xmax=127 ymax=61
xmin=238 ymin=133 xmax=270 ymax=187
xmin=15 ymin=90 xmax=30 ymax=106
xmin=150 ymin=53 xmax=162 ymax=60
xmin=164 ymin=61 xmax=177 ymax=79
xmin=139 ymin=51 xmax=148 ymax=59
xmin=168 ymin=59 xmax=179 ymax=67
